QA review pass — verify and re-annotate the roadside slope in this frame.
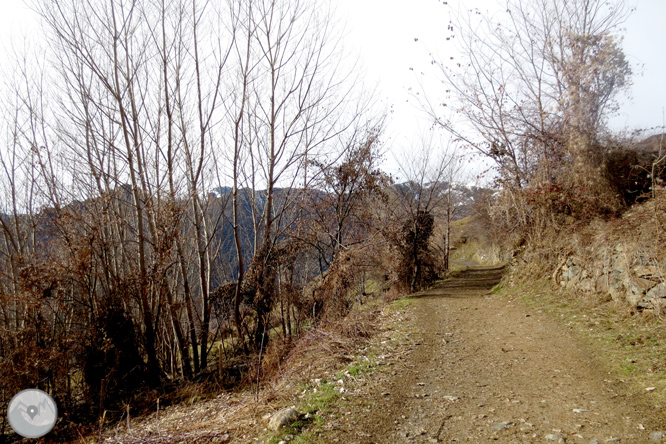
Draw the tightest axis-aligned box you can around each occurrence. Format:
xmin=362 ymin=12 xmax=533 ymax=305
xmin=320 ymin=266 xmax=666 ymax=443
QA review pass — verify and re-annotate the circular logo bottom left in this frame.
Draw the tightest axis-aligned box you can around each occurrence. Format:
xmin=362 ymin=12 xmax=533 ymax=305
xmin=7 ymin=389 xmax=57 ymax=438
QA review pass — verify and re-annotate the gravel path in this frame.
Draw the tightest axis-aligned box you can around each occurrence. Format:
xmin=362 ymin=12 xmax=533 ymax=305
xmin=322 ymin=266 xmax=666 ymax=443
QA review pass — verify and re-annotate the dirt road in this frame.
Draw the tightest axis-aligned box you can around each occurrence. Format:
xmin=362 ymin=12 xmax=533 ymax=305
xmin=321 ymin=266 xmax=666 ymax=443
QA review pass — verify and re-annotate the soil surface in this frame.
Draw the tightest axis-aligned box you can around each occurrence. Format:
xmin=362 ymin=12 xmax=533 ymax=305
xmin=318 ymin=265 xmax=666 ymax=443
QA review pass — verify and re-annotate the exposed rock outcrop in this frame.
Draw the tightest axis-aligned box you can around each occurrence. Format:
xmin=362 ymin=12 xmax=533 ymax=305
xmin=555 ymin=242 xmax=666 ymax=312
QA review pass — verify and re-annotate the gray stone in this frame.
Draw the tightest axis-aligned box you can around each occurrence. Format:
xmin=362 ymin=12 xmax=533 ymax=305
xmin=608 ymin=278 xmax=626 ymax=301
xmin=492 ymin=421 xmax=512 ymax=431
xmin=646 ymin=282 xmax=666 ymax=300
xmin=651 ymin=431 xmax=666 ymax=441
xmin=639 ymin=283 xmax=666 ymax=310
xmin=606 ymin=438 xmax=621 ymax=442
xmin=545 ymin=433 xmax=564 ymax=442
xmin=626 ymin=278 xmax=656 ymax=306
xmin=562 ymin=266 xmax=580 ymax=281
xmin=268 ymin=407 xmax=299 ymax=431
xmin=589 ymin=440 xmax=599 ymax=444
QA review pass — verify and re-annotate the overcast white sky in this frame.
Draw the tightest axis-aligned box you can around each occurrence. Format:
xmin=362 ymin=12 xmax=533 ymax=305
xmin=1 ymin=0 xmax=665 ymax=178
xmin=338 ymin=0 xmax=666 ymax=142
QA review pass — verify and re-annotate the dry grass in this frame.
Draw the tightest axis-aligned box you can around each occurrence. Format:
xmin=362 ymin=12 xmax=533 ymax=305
xmin=268 ymin=306 xmax=382 ymax=395
xmin=86 ymin=292 xmax=394 ymax=444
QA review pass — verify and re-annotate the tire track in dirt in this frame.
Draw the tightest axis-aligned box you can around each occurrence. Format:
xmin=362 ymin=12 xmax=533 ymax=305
xmin=323 ymin=266 xmax=666 ymax=443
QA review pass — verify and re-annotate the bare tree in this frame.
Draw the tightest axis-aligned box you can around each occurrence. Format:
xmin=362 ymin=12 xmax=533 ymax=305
xmin=226 ymin=0 xmax=362 ymax=348
xmin=425 ymin=0 xmax=632 ymax=191
xmin=390 ymin=135 xmax=463 ymax=291
xmin=0 ymin=0 xmax=373 ymax=426
xmin=29 ymin=0 xmax=238 ymax=380
xmin=304 ymin=123 xmax=386 ymax=271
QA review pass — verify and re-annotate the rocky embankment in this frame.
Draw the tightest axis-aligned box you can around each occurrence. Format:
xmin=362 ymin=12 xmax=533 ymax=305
xmin=553 ymin=199 xmax=666 ymax=314
xmin=556 ymin=243 xmax=666 ymax=312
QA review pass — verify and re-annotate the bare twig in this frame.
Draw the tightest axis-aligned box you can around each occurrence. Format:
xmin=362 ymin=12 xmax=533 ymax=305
xmin=156 ymin=398 xmax=160 ymax=437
